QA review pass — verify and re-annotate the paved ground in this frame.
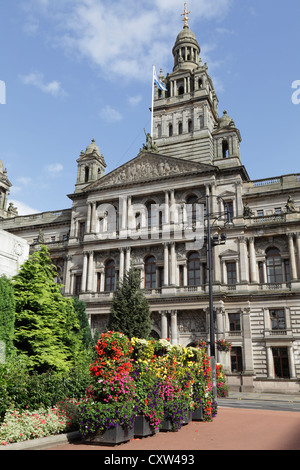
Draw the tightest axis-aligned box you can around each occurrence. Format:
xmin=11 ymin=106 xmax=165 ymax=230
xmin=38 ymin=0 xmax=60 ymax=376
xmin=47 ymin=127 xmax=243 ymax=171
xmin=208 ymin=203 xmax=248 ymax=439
xmin=46 ymin=392 xmax=300 ymax=451
xmin=2 ymin=392 xmax=300 ymax=452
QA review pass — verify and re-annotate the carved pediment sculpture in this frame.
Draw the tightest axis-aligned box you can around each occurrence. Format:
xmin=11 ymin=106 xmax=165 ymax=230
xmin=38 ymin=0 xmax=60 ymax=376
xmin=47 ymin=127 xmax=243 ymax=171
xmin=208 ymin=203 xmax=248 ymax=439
xmin=87 ymin=152 xmax=215 ymax=190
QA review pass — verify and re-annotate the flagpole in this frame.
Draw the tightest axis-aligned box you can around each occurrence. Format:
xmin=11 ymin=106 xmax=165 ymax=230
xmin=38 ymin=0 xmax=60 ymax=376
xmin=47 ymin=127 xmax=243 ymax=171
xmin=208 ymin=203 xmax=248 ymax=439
xmin=151 ymin=64 xmax=155 ymax=138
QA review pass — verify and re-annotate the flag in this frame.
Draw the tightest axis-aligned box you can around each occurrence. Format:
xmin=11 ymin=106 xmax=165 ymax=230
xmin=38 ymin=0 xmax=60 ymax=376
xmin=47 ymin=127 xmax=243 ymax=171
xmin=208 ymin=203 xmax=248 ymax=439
xmin=153 ymin=67 xmax=167 ymax=92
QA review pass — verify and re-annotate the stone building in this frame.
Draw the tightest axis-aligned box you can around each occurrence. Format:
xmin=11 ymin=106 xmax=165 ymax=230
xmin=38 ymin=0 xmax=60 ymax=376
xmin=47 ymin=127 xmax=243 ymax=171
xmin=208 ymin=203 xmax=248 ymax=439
xmin=1 ymin=13 xmax=300 ymax=394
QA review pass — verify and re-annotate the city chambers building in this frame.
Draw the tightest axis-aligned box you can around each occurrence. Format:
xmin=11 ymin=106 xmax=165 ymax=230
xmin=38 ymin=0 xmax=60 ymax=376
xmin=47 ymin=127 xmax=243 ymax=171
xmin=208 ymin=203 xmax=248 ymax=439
xmin=0 ymin=11 xmax=300 ymax=395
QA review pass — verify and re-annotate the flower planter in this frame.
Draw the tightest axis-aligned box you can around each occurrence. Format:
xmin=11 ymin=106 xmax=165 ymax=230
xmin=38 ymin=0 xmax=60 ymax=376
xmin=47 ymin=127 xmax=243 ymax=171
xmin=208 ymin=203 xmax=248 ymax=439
xmin=182 ymin=410 xmax=192 ymax=425
xmin=83 ymin=424 xmax=134 ymax=446
xmin=192 ymin=405 xmax=204 ymax=421
xmin=134 ymin=415 xmax=156 ymax=438
xmin=159 ymin=417 xmax=173 ymax=432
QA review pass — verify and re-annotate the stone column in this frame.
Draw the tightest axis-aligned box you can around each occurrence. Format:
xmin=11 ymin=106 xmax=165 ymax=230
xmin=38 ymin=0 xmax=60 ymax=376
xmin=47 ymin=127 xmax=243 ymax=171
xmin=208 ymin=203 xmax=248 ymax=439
xmin=119 ymin=248 xmax=125 ymax=281
xmin=125 ymin=247 xmax=131 ymax=272
xmin=295 ymin=232 xmax=300 ymax=277
xmin=239 ymin=236 xmax=249 ymax=283
xmin=170 ymin=242 xmax=176 ymax=285
xmin=288 ymin=233 xmax=297 ymax=280
xmin=242 ymin=307 xmax=254 ymax=374
xmin=248 ymin=237 xmax=258 ymax=283
xmin=164 ymin=191 xmax=170 ymax=225
xmin=288 ymin=345 xmax=296 ymax=379
xmin=266 ymin=346 xmax=275 ymax=378
xmin=161 ymin=311 xmax=168 ymax=339
xmin=87 ymin=251 xmax=94 ymax=292
xmin=163 ymin=243 xmax=169 ymax=286
xmin=99 ymin=269 xmax=105 ymax=292
xmin=91 ymin=202 xmax=97 ymax=233
xmin=64 ymin=256 xmax=72 ymax=294
xmin=235 ymin=181 xmax=243 ymax=217
xmin=170 ymin=310 xmax=178 ymax=345
xmin=86 ymin=203 xmax=92 ymax=233
xmin=81 ymin=252 xmax=88 ymax=292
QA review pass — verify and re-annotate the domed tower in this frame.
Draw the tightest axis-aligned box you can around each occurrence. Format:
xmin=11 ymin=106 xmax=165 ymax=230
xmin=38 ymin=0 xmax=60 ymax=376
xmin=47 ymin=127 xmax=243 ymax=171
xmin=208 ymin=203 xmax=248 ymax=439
xmin=0 ymin=159 xmax=12 ymax=218
xmin=152 ymin=4 xmax=220 ymax=164
xmin=75 ymin=139 xmax=107 ymax=193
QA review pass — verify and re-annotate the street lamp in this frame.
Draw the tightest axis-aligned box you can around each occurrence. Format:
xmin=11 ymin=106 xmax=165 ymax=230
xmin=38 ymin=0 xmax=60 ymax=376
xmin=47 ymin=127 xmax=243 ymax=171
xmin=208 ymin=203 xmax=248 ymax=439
xmin=205 ymin=194 xmax=232 ymax=400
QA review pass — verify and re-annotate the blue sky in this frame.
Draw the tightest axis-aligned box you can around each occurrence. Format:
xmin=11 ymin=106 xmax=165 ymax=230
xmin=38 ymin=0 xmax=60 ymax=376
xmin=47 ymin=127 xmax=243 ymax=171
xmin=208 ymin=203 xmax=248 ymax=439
xmin=0 ymin=0 xmax=300 ymax=215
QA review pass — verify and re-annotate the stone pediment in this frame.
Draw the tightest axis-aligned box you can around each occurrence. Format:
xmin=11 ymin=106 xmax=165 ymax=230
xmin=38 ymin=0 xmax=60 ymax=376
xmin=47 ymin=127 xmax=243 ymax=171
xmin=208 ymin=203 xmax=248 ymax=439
xmin=220 ymin=249 xmax=239 ymax=259
xmin=86 ymin=152 xmax=215 ymax=190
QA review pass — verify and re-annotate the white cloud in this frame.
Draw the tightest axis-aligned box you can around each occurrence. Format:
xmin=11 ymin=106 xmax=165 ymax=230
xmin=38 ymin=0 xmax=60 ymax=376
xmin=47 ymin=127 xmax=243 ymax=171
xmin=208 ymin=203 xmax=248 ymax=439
xmin=8 ymin=199 xmax=39 ymax=216
xmin=45 ymin=163 xmax=64 ymax=174
xmin=100 ymin=105 xmax=123 ymax=123
xmin=128 ymin=95 xmax=143 ymax=107
xmin=20 ymin=72 xmax=67 ymax=97
xmin=23 ymin=0 xmax=234 ymax=82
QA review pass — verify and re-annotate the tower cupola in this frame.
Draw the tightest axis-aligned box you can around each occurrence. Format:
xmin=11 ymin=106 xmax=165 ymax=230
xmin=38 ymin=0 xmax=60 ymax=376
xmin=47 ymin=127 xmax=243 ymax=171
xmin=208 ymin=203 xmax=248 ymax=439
xmin=172 ymin=3 xmax=200 ymax=72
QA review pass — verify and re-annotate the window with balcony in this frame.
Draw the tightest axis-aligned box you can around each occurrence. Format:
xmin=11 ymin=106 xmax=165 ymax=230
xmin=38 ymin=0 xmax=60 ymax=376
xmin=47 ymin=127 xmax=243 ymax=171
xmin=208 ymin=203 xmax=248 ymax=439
xmin=105 ymin=260 xmax=116 ymax=292
xmin=187 ymin=252 xmax=200 ymax=286
xmin=229 ymin=313 xmax=241 ymax=332
xmin=266 ymin=248 xmax=283 ymax=283
xmin=145 ymin=256 xmax=156 ymax=289
xmin=270 ymin=309 xmax=286 ymax=330
xmin=227 ymin=262 xmax=237 ymax=285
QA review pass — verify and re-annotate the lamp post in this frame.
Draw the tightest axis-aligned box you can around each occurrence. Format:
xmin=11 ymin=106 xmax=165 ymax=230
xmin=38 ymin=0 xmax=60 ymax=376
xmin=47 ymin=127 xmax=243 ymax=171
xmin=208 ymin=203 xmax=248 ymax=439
xmin=205 ymin=194 xmax=232 ymax=400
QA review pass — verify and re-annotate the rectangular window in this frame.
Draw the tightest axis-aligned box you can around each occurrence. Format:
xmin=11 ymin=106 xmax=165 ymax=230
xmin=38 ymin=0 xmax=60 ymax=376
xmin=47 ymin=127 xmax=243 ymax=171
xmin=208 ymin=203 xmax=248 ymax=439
xmin=257 ymin=209 xmax=264 ymax=217
xmin=79 ymin=222 xmax=86 ymax=239
xmin=227 ymin=262 xmax=237 ymax=285
xmin=230 ymin=347 xmax=243 ymax=372
xmin=158 ymin=267 xmax=164 ymax=288
xmin=74 ymin=275 xmax=82 ymax=296
xmin=284 ymin=260 xmax=290 ymax=282
xmin=270 ymin=309 xmax=286 ymax=330
xmin=229 ymin=313 xmax=241 ymax=332
xmin=225 ymin=201 xmax=234 ymax=222
xmin=258 ymin=261 xmax=264 ymax=284
xmin=274 ymin=207 xmax=281 ymax=215
xmin=51 ymin=236 xmax=56 ymax=243
xmin=272 ymin=347 xmax=289 ymax=378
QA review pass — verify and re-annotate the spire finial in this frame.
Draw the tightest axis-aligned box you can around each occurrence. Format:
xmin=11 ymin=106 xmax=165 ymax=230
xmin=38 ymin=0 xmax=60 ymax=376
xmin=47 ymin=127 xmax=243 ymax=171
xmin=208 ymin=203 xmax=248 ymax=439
xmin=181 ymin=2 xmax=191 ymax=28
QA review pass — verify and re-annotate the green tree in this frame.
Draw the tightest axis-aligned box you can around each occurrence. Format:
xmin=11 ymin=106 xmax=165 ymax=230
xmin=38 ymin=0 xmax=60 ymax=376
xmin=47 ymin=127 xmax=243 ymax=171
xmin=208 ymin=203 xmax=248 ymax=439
xmin=13 ymin=246 xmax=82 ymax=373
xmin=72 ymin=297 xmax=93 ymax=349
xmin=0 ymin=275 xmax=16 ymax=354
xmin=108 ymin=265 xmax=152 ymax=339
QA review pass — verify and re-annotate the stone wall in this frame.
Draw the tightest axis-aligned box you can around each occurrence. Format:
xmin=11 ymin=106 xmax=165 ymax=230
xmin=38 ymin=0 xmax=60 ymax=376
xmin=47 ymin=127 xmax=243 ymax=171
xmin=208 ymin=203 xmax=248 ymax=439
xmin=0 ymin=229 xmax=29 ymax=278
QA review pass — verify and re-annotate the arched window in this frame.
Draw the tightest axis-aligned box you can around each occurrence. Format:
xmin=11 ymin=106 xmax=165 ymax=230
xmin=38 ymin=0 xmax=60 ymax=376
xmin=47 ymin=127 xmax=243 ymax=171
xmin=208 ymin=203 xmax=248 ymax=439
xmin=222 ymin=140 xmax=229 ymax=159
xmin=169 ymin=124 xmax=173 ymax=137
xmin=178 ymin=122 xmax=183 ymax=134
xmin=105 ymin=259 xmax=116 ymax=291
xmin=188 ymin=119 xmax=193 ymax=133
xmin=187 ymin=252 xmax=200 ymax=286
xmin=145 ymin=256 xmax=156 ymax=289
xmin=266 ymin=248 xmax=283 ymax=283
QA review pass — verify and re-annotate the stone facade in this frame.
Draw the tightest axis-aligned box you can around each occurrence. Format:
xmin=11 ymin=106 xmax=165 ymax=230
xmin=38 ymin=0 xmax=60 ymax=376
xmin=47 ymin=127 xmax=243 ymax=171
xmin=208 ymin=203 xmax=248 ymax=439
xmin=0 ymin=18 xmax=300 ymax=394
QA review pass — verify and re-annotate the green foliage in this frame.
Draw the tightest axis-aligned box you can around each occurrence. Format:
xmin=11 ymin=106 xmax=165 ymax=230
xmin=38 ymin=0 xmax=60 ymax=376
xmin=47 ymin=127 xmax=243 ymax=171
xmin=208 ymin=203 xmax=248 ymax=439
xmin=12 ymin=246 xmax=82 ymax=373
xmin=0 ymin=352 xmax=92 ymax=422
xmin=108 ymin=266 xmax=152 ymax=339
xmin=0 ymin=275 xmax=16 ymax=353
xmin=72 ymin=297 xmax=93 ymax=349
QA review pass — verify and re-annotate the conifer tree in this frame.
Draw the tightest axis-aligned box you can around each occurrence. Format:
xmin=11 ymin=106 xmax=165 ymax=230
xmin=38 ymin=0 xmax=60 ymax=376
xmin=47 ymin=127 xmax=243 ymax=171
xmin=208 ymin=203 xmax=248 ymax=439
xmin=108 ymin=265 xmax=152 ymax=339
xmin=13 ymin=246 xmax=82 ymax=373
xmin=72 ymin=297 xmax=93 ymax=349
xmin=0 ymin=275 xmax=16 ymax=354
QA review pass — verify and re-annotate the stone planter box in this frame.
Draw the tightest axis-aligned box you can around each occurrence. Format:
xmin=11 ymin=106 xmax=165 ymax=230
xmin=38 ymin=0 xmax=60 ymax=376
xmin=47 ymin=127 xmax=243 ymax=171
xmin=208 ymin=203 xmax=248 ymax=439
xmin=83 ymin=424 xmax=134 ymax=446
xmin=192 ymin=405 xmax=204 ymax=421
xmin=134 ymin=415 xmax=156 ymax=438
